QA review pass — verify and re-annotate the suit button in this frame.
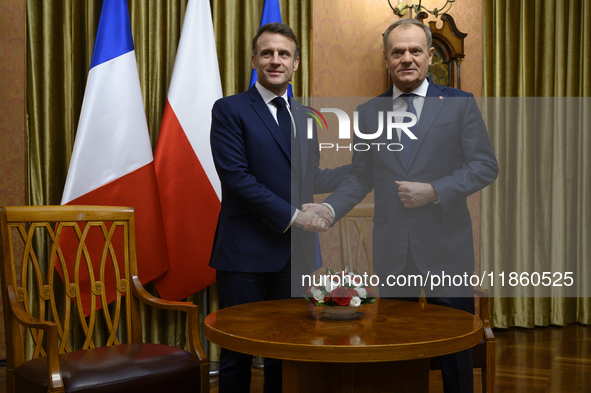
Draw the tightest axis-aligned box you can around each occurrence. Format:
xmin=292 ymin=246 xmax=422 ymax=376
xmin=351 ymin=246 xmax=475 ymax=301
xmin=291 ymin=176 xmax=296 ymax=182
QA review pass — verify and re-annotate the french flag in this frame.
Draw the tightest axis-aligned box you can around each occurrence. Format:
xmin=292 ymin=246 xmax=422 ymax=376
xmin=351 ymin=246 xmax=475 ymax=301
xmin=61 ymin=0 xmax=169 ymax=314
xmin=152 ymin=0 xmax=223 ymax=300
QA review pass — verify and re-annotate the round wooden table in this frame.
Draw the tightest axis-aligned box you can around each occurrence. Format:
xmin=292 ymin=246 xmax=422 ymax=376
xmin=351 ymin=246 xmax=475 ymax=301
xmin=205 ymin=298 xmax=482 ymax=392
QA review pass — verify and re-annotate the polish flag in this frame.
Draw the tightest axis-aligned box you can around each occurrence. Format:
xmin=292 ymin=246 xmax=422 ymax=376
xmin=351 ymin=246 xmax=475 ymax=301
xmin=61 ymin=0 xmax=169 ymax=315
xmin=152 ymin=0 xmax=222 ymax=300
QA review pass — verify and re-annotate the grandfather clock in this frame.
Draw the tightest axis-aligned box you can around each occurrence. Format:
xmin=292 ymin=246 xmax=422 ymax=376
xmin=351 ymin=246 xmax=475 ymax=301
xmin=417 ymin=12 xmax=467 ymax=89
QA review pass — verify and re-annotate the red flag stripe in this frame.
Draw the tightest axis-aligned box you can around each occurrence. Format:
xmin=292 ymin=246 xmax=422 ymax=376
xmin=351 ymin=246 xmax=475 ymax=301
xmin=64 ymin=162 xmax=169 ymax=315
xmin=153 ymin=101 xmax=219 ymax=299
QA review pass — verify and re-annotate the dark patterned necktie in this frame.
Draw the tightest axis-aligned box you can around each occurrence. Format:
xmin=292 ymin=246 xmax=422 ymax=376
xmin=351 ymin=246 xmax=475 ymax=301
xmin=399 ymin=93 xmax=417 ymax=165
xmin=271 ymin=97 xmax=291 ymax=142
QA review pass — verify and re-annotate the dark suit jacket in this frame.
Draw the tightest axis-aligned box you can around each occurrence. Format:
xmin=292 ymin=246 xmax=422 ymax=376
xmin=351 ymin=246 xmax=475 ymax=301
xmin=209 ymin=85 xmax=349 ymax=273
xmin=324 ymin=81 xmax=498 ymax=277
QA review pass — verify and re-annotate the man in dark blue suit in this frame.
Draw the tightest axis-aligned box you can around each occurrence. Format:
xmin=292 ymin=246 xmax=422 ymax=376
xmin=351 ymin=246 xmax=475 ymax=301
xmin=209 ymin=23 xmax=349 ymax=393
xmin=310 ymin=19 xmax=498 ymax=393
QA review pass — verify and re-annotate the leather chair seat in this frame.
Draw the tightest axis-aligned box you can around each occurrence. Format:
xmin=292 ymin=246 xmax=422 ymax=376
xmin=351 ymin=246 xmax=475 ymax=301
xmin=13 ymin=343 xmax=201 ymax=393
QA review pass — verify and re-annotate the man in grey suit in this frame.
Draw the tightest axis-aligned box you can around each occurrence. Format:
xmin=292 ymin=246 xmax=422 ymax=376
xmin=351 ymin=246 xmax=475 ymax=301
xmin=308 ymin=19 xmax=498 ymax=393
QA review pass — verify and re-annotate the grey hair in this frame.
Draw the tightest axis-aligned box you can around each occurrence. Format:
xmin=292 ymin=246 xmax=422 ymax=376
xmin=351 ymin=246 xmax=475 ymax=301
xmin=382 ymin=19 xmax=432 ymax=52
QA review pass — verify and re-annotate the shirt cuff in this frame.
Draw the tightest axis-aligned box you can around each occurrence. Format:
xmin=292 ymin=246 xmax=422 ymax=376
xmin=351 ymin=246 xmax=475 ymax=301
xmin=321 ymin=203 xmax=335 ymax=222
xmin=431 ymin=186 xmax=441 ymax=204
xmin=284 ymin=208 xmax=299 ymax=232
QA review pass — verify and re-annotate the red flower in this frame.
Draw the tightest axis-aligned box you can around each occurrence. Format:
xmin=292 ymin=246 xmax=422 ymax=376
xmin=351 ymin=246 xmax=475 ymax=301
xmin=332 ymin=287 xmax=355 ymax=306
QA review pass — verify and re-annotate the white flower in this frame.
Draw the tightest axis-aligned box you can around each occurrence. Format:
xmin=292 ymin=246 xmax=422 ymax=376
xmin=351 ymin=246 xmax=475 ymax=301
xmin=350 ymin=296 xmax=361 ymax=307
xmin=311 ymin=287 xmax=325 ymax=302
xmin=355 ymin=287 xmax=367 ymax=298
xmin=325 ymin=275 xmax=339 ymax=293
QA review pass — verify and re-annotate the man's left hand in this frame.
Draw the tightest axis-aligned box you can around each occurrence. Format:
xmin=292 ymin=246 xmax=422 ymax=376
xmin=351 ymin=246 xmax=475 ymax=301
xmin=394 ymin=181 xmax=439 ymax=208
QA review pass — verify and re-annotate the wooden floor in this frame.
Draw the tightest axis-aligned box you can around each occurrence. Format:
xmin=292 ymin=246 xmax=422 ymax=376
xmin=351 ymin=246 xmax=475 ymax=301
xmin=1 ymin=324 xmax=589 ymax=392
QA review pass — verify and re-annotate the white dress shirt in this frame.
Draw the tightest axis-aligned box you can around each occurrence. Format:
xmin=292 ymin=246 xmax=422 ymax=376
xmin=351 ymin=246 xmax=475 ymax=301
xmin=392 ymin=79 xmax=429 ymax=141
xmin=255 ymin=82 xmax=296 ymax=137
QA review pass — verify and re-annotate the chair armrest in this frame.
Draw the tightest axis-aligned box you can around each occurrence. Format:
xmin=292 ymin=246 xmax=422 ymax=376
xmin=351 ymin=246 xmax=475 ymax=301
xmin=7 ymin=286 xmax=65 ymax=392
xmin=130 ymin=276 xmax=199 ymax=312
xmin=130 ymin=276 xmax=208 ymax=364
xmin=474 ymin=287 xmax=495 ymax=342
xmin=8 ymin=286 xmax=56 ymax=330
xmin=483 ymin=323 xmax=495 ymax=341
xmin=473 ymin=287 xmax=488 ymax=300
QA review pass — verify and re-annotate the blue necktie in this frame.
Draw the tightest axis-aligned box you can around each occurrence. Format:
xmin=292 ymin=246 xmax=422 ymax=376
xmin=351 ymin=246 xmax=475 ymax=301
xmin=399 ymin=93 xmax=417 ymax=165
xmin=272 ymin=97 xmax=291 ymax=143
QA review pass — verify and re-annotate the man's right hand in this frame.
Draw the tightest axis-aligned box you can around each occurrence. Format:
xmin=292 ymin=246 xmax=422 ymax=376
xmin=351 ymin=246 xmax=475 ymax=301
xmin=298 ymin=203 xmax=334 ymax=232
xmin=293 ymin=208 xmax=329 ymax=232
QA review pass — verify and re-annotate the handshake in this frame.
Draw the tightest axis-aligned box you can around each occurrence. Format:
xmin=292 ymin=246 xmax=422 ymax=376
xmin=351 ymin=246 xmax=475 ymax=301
xmin=293 ymin=203 xmax=333 ymax=232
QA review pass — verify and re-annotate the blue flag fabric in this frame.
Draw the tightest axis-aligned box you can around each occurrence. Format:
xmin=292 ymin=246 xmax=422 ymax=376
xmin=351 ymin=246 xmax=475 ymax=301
xmin=249 ymin=0 xmax=293 ymax=97
xmin=90 ymin=0 xmax=134 ymax=69
xmin=315 ymin=233 xmax=323 ymax=271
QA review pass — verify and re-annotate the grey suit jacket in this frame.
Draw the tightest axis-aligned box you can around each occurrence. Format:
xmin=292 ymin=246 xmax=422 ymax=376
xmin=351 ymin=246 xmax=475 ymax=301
xmin=324 ymin=81 xmax=498 ymax=277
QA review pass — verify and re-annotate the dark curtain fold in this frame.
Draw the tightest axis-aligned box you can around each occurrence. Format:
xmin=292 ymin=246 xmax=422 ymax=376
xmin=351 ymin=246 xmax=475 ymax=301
xmin=26 ymin=0 xmax=311 ymax=363
xmin=482 ymin=0 xmax=591 ymax=328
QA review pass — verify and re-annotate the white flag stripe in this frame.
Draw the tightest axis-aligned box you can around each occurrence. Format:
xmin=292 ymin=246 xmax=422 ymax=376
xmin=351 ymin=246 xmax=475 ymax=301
xmin=61 ymin=51 xmax=153 ymax=204
xmin=167 ymin=0 xmax=223 ymax=199
xmin=167 ymin=101 xmax=220 ymax=199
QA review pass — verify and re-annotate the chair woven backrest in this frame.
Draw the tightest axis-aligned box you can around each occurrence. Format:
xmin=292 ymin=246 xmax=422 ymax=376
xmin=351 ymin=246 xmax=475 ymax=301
xmin=339 ymin=204 xmax=374 ymax=275
xmin=0 ymin=205 xmax=139 ymax=367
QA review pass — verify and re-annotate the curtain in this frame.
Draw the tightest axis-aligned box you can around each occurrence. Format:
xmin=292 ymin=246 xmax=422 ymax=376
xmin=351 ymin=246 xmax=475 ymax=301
xmin=26 ymin=0 xmax=188 ymax=208
xmin=26 ymin=0 xmax=311 ymax=209
xmin=26 ymin=0 xmax=311 ymax=361
xmin=482 ymin=0 xmax=591 ymax=328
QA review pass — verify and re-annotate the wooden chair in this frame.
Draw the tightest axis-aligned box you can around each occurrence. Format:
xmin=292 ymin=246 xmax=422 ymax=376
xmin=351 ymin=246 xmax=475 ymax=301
xmin=474 ymin=287 xmax=496 ymax=393
xmin=337 ymin=204 xmax=496 ymax=393
xmin=0 ymin=205 xmax=209 ymax=393
xmin=338 ymin=204 xmax=375 ymax=276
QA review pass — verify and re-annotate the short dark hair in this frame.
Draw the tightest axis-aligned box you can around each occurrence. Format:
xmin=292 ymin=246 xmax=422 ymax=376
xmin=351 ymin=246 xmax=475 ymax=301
xmin=252 ymin=23 xmax=300 ymax=59
xmin=382 ymin=19 xmax=432 ymax=52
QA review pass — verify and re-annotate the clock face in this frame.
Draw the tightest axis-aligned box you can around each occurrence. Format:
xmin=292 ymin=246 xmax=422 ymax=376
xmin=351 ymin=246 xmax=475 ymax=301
xmin=428 ymin=46 xmax=450 ymax=87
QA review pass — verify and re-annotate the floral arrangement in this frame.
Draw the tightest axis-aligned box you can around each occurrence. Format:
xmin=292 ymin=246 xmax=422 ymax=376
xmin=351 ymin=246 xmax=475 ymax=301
xmin=304 ymin=268 xmax=376 ymax=307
